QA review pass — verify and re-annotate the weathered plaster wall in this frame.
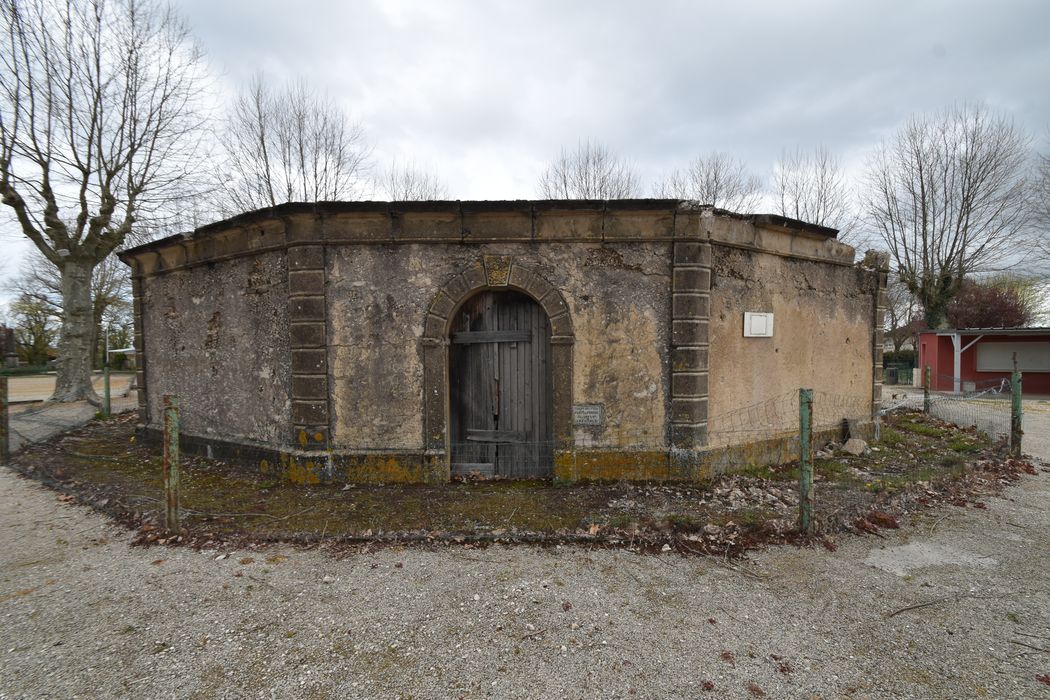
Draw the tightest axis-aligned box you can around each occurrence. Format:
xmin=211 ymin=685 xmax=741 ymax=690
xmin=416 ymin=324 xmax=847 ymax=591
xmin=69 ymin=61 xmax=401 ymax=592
xmin=707 ymin=245 xmax=875 ymax=445
xmin=142 ymin=253 xmax=290 ymax=444
xmin=326 ymin=242 xmax=671 ymax=451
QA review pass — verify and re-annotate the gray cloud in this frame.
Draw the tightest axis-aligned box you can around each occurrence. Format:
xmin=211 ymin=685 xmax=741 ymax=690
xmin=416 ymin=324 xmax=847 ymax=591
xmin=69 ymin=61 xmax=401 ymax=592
xmin=3 ymin=0 xmax=1048 ymax=300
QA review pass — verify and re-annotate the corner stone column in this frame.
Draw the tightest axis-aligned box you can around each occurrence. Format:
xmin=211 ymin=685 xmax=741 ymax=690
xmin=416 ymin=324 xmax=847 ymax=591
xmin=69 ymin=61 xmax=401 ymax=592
xmin=872 ymin=256 xmax=890 ymax=420
xmin=670 ymin=240 xmax=712 ymax=450
xmin=130 ymin=272 xmax=149 ymax=426
xmin=287 ymin=245 xmax=330 ymax=450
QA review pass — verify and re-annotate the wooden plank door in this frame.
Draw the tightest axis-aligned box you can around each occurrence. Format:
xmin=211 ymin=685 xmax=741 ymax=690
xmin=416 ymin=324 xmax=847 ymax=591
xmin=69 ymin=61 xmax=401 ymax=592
xmin=449 ymin=291 xmax=552 ymax=478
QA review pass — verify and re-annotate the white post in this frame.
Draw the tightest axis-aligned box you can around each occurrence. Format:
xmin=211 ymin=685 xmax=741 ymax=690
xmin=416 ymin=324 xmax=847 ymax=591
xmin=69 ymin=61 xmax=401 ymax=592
xmin=951 ymin=333 xmax=961 ymax=395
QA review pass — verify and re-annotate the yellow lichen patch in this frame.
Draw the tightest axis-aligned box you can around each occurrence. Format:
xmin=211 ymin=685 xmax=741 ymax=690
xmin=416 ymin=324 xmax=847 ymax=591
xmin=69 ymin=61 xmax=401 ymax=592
xmin=285 ymin=458 xmax=322 ymax=485
xmin=570 ymin=450 xmax=671 ymax=482
xmin=553 ymin=451 xmax=577 ymax=481
xmin=345 ymin=455 xmax=425 ymax=484
xmin=313 ymin=432 xmax=324 ymax=443
xmin=259 ymin=458 xmax=270 ymax=474
xmin=297 ymin=430 xmax=309 ymax=448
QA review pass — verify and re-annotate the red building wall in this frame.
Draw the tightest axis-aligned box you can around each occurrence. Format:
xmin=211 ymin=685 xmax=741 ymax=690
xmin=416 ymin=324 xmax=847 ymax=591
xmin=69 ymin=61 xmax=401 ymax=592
xmin=918 ymin=332 xmax=1050 ymax=394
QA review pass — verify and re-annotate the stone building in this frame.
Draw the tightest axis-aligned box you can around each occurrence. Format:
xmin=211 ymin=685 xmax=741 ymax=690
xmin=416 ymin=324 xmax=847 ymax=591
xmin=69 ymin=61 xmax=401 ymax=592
xmin=119 ymin=200 xmax=887 ymax=484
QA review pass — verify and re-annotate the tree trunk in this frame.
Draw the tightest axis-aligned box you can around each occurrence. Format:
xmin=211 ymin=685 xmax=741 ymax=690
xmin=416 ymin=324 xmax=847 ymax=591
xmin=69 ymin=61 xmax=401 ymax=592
xmin=52 ymin=259 xmax=100 ymax=403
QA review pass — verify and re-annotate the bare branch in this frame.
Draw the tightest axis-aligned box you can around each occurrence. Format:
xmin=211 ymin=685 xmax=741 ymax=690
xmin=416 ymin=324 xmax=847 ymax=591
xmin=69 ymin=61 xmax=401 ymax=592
xmin=216 ymin=74 xmax=372 ymax=215
xmin=655 ymin=151 xmax=763 ymax=214
xmin=377 ymin=160 xmax=449 ymax=201
xmin=538 ymin=139 xmax=641 ymax=199
xmin=772 ymin=145 xmax=859 ymax=242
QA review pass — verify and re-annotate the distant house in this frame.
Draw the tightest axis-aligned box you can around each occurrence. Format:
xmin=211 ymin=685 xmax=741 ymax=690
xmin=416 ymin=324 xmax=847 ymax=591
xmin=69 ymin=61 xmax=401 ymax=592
xmin=917 ymin=328 xmax=1050 ymax=394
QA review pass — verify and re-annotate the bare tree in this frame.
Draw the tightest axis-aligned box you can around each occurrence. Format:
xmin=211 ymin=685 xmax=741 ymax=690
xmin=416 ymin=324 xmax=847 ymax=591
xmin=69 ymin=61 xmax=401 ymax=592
xmin=1035 ymin=135 xmax=1050 ymax=265
xmin=6 ymin=249 xmax=131 ymax=368
xmin=866 ymin=104 xmax=1031 ymax=328
xmin=884 ymin=275 xmax=924 ymax=353
xmin=218 ymin=76 xmax=371 ymax=214
xmin=656 ymin=152 xmax=763 ymax=213
xmin=773 ymin=146 xmax=859 ymax=241
xmin=538 ymin=139 xmax=641 ymax=199
xmin=377 ymin=160 xmax=449 ymax=201
xmin=0 ymin=0 xmax=208 ymax=401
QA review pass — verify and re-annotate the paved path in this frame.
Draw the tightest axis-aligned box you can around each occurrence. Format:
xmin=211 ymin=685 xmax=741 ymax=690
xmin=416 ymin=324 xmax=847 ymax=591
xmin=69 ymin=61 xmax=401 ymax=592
xmin=7 ymin=392 xmax=138 ymax=452
xmin=0 ymin=403 xmax=1048 ymax=698
xmin=5 ymin=372 xmax=134 ymax=403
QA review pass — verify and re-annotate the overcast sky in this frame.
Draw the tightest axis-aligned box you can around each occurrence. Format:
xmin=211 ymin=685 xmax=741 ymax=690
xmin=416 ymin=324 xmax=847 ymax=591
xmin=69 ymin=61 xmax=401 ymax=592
xmin=2 ymin=0 xmax=1050 ymax=306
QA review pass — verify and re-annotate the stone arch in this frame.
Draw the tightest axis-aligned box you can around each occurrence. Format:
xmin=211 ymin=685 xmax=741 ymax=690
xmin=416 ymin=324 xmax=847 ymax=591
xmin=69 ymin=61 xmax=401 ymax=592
xmin=420 ymin=256 xmax=574 ymax=477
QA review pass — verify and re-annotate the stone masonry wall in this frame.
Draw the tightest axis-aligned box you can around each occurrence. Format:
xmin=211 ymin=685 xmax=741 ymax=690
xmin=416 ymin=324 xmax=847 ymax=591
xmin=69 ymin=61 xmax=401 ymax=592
xmin=326 ymin=241 xmax=672 ymax=451
xmin=706 ymin=245 xmax=876 ymax=445
xmin=140 ymin=253 xmax=291 ymax=445
xmin=120 ymin=201 xmax=876 ymax=484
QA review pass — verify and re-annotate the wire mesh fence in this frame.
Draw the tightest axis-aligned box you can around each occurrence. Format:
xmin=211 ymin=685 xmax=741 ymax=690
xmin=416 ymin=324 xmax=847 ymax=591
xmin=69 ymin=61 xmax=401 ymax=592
xmin=882 ymin=375 xmax=1015 ymax=443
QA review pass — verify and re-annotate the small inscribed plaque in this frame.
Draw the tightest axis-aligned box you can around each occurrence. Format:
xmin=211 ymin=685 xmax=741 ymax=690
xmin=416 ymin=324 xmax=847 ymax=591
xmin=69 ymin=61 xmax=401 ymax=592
xmin=573 ymin=404 xmax=603 ymax=426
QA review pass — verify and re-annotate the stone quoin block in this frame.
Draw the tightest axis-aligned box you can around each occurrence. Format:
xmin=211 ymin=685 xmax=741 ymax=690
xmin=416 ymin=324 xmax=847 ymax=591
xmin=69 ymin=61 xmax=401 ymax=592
xmin=671 ymin=319 xmax=709 ymax=347
xmin=672 ymin=293 xmax=710 ymax=319
xmin=292 ymin=400 xmax=328 ymax=426
xmin=670 ymin=423 xmax=708 ymax=449
xmin=291 ymin=375 xmax=328 ymax=401
xmin=288 ymin=296 xmax=326 ymax=322
xmin=672 ymin=372 xmax=709 ymax=398
xmin=288 ymin=270 xmax=326 ymax=296
xmin=672 ymin=267 xmax=712 ymax=293
xmin=672 ymin=346 xmax=709 ymax=372
xmin=291 ymin=349 xmax=327 ymax=374
xmin=671 ymin=397 xmax=708 ymax=424
xmin=287 ymin=245 xmax=325 ymax=270
xmin=673 ymin=241 xmax=712 ymax=266
xmin=290 ymin=322 xmax=326 ymax=348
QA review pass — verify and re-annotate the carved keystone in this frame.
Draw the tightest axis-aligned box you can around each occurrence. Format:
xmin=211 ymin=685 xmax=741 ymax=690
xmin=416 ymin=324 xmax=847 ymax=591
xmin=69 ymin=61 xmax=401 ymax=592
xmin=484 ymin=255 xmax=512 ymax=286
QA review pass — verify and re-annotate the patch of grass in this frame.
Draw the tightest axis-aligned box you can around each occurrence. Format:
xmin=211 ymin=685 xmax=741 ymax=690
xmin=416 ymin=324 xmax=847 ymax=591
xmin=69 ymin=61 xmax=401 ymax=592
xmin=879 ymin=428 xmax=907 ymax=448
xmin=948 ymin=439 xmax=980 ymax=454
xmin=739 ymin=462 xmax=798 ymax=481
xmin=816 ymin=459 xmax=852 ymax=482
xmin=660 ymin=513 xmax=704 ymax=532
xmin=606 ymin=513 xmax=637 ymax=529
xmin=896 ymin=420 xmax=948 ymax=438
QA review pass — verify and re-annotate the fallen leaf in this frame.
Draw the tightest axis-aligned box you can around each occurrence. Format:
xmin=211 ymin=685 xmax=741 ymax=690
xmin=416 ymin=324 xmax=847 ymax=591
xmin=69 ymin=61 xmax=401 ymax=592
xmin=867 ymin=511 xmax=899 ymax=529
xmin=701 ymin=680 xmax=715 ymax=691
xmin=239 ymin=557 xmax=254 ymax=565
xmin=151 ymin=559 xmax=165 ymax=566
xmin=746 ymin=682 xmax=766 ymax=697
xmin=562 ymin=602 xmax=573 ymax=612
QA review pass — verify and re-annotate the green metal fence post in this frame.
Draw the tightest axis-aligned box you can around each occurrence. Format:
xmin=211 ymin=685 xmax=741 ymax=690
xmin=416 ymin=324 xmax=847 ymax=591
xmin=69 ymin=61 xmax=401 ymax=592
xmin=1010 ymin=370 xmax=1023 ymax=458
xmin=0 ymin=376 xmax=9 ymax=463
xmin=923 ymin=365 xmax=932 ymax=414
xmin=163 ymin=395 xmax=180 ymax=530
xmin=102 ymin=365 xmax=111 ymax=419
xmin=799 ymin=388 xmax=814 ymax=533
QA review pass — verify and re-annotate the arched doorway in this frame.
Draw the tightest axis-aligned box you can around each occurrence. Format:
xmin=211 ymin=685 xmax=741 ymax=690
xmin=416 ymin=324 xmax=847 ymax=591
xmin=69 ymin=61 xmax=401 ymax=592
xmin=448 ymin=290 xmax=553 ymax=478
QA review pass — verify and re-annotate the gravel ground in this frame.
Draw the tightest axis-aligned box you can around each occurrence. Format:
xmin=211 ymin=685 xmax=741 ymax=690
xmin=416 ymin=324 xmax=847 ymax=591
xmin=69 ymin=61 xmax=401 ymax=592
xmin=1 ymin=410 xmax=1049 ymax=699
